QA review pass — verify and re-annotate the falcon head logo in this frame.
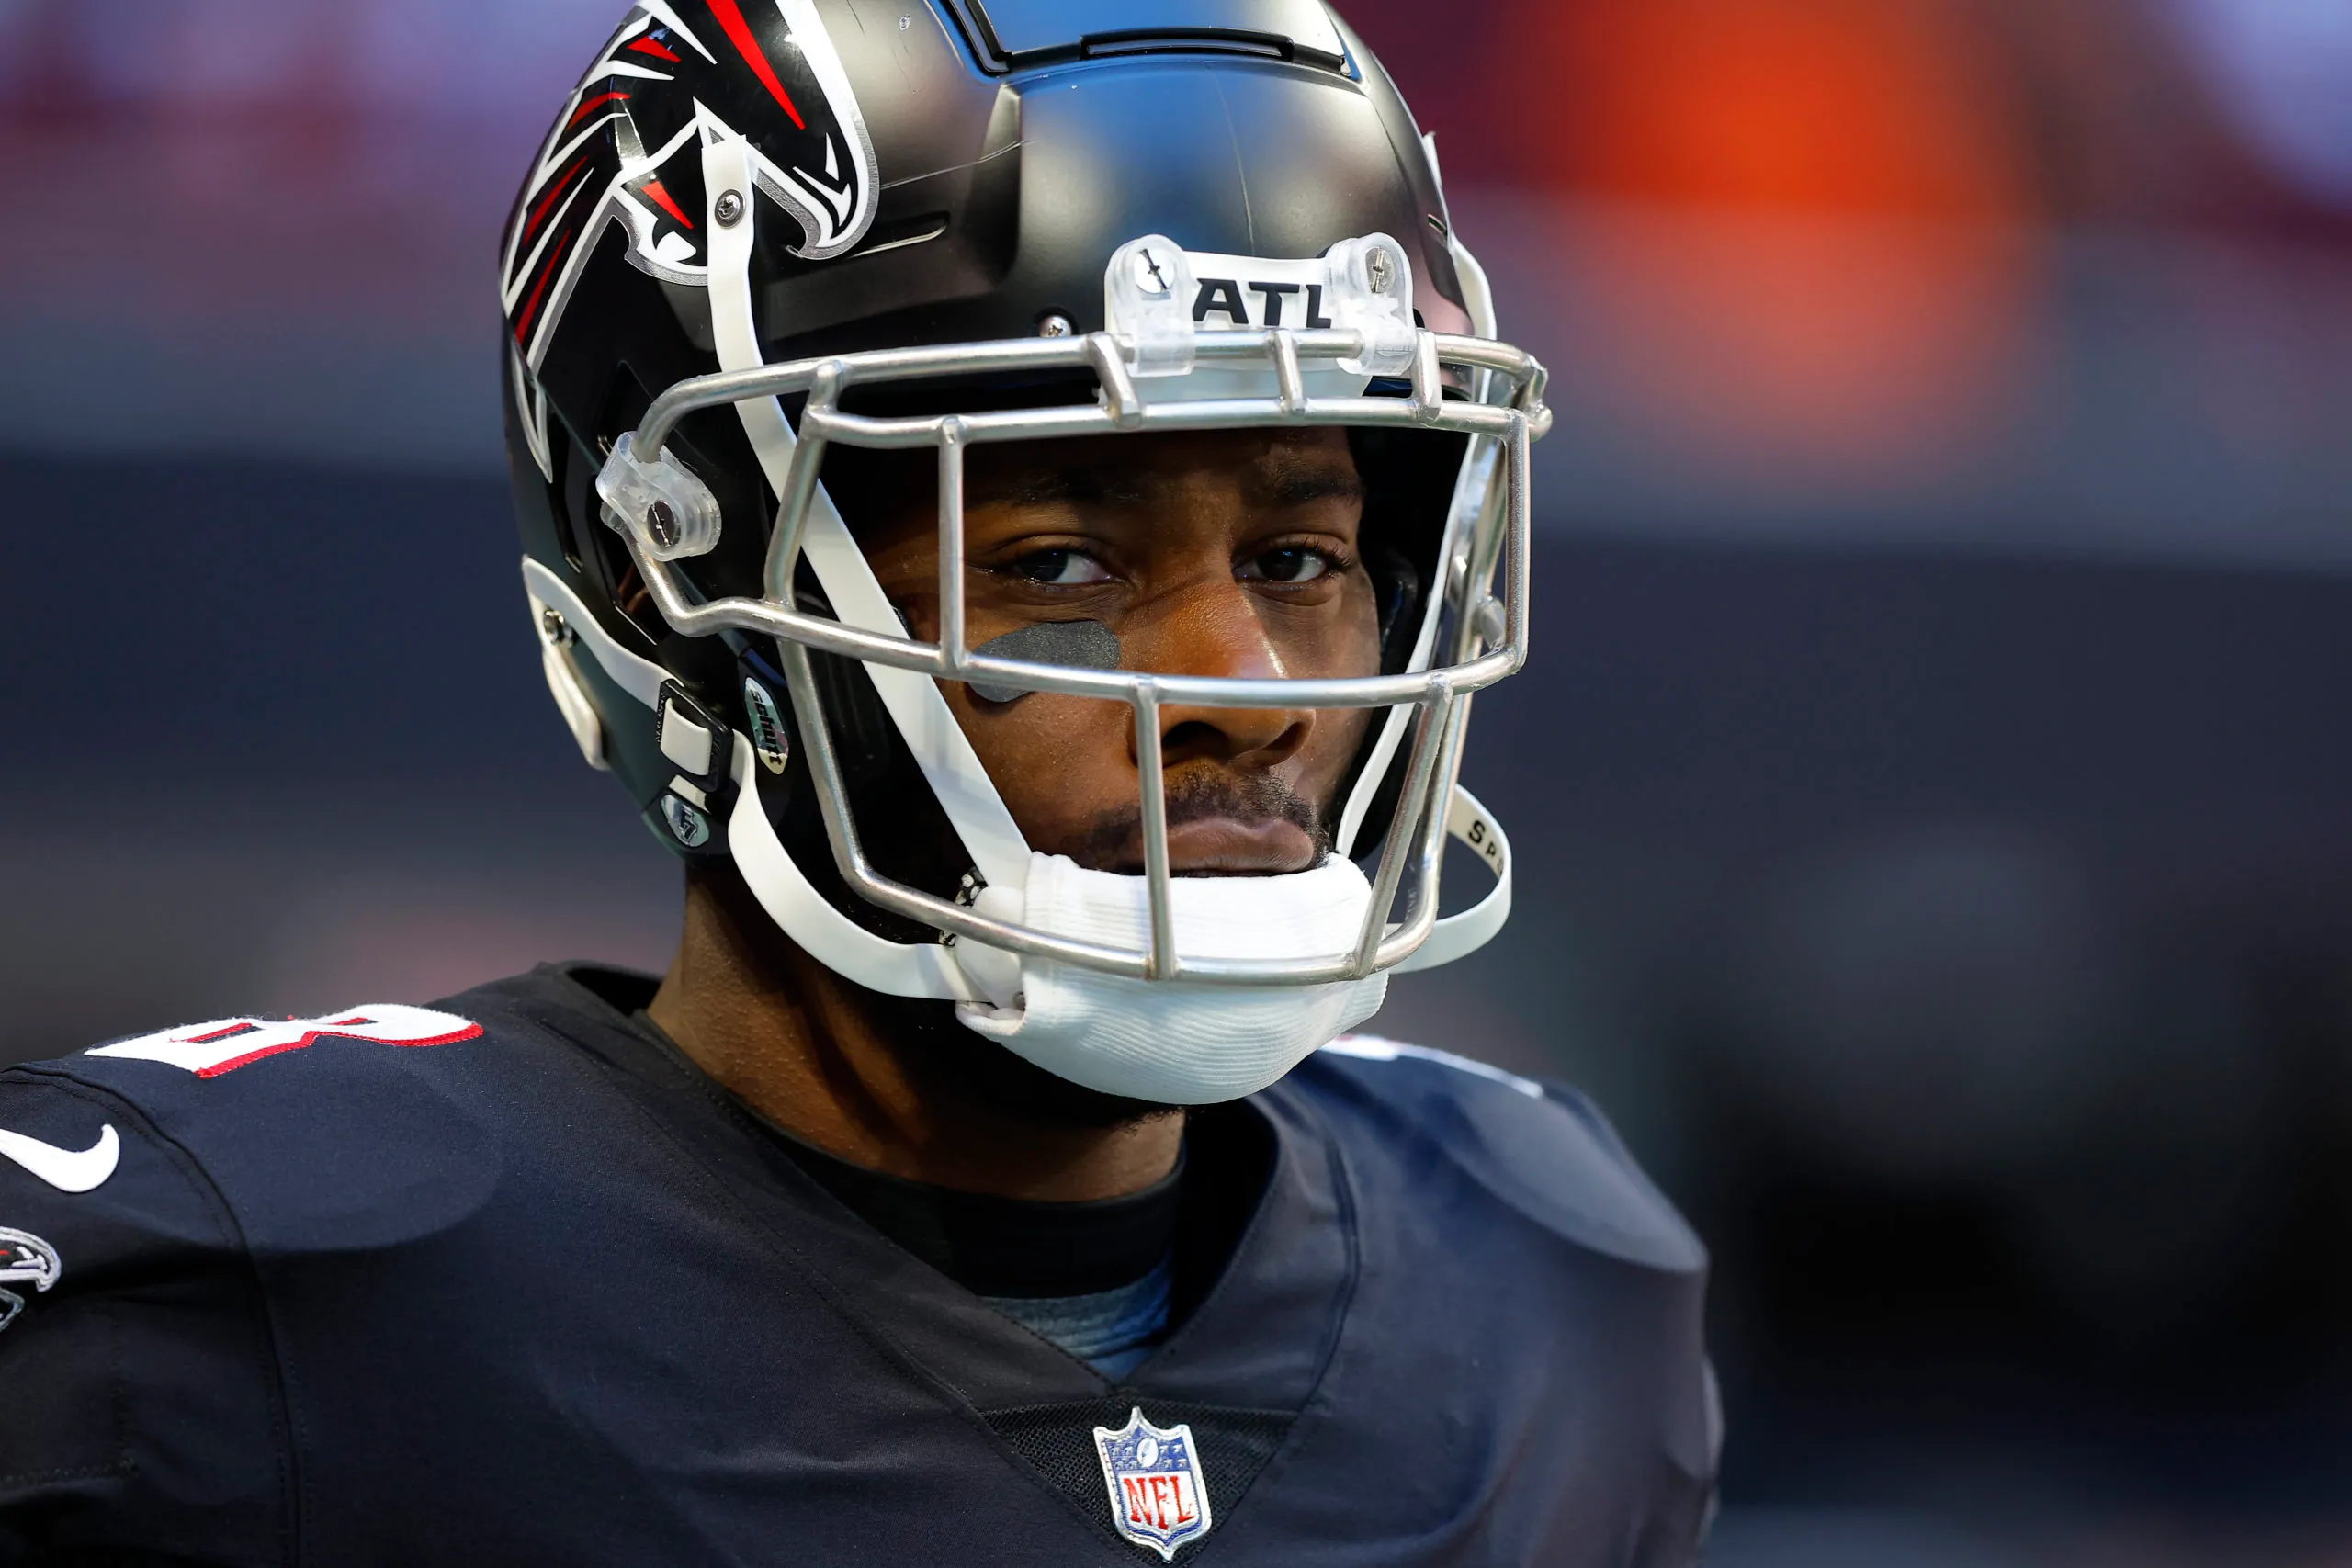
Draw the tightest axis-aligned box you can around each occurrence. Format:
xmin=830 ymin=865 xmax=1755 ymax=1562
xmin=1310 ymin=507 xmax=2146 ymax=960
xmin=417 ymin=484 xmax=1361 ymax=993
xmin=502 ymin=0 xmax=880 ymax=369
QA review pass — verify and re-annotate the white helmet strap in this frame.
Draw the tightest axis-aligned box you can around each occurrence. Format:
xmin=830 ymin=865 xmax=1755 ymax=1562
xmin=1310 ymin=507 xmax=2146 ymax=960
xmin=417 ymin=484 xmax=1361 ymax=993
xmin=702 ymin=131 xmax=1034 ymax=893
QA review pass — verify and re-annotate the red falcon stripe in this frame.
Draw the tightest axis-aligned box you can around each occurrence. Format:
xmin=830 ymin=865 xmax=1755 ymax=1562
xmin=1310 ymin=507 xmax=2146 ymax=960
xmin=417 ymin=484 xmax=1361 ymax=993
xmin=514 ymin=229 xmax=574 ymax=345
xmin=703 ymin=0 xmax=806 ymax=129
xmin=525 ymin=158 xmax=589 ymax=241
xmin=567 ymin=89 xmax=631 ymax=128
xmin=640 ymin=179 xmax=695 ymax=229
xmin=628 ymin=35 xmax=681 ymax=62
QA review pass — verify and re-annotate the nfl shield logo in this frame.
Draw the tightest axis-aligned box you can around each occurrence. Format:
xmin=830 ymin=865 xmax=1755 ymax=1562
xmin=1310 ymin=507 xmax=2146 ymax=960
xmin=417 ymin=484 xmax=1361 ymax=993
xmin=1093 ymin=1406 xmax=1214 ymax=1559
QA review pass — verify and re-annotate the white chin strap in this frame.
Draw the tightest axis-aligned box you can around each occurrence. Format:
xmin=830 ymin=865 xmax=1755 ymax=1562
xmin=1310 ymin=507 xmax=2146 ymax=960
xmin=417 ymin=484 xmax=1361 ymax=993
xmin=956 ymin=854 xmax=1391 ymax=1105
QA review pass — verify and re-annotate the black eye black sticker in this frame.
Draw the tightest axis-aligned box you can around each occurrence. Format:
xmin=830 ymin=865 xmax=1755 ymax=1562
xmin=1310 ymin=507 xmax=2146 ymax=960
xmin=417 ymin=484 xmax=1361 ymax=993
xmin=968 ymin=621 xmax=1124 ymax=704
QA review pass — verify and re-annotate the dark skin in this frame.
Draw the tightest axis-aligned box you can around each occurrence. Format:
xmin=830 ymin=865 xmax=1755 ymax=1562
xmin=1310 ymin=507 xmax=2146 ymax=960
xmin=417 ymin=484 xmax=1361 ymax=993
xmin=649 ymin=427 xmax=1381 ymax=1201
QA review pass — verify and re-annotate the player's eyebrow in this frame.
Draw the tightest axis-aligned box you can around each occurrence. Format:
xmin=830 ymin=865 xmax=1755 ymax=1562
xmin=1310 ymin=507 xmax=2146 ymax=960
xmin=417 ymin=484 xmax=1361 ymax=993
xmin=974 ymin=468 xmax=1152 ymax=509
xmin=1236 ymin=440 xmax=1367 ymax=513
xmin=1253 ymin=455 xmax=1364 ymax=510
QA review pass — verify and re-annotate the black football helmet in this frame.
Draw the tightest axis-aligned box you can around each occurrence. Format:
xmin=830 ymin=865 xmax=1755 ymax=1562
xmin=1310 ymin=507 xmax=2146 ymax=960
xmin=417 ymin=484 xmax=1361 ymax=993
xmin=500 ymin=0 xmax=1547 ymax=1013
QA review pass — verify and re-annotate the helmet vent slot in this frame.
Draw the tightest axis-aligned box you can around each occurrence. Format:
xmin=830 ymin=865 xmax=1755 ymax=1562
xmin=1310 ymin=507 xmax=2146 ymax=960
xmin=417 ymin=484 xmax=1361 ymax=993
xmin=952 ymin=0 xmax=1348 ymax=73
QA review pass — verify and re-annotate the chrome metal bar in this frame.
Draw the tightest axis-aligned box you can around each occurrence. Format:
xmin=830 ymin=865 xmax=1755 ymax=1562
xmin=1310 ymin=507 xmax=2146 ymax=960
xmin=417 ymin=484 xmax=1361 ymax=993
xmin=1271 ymin=330 xmax=1306 ymax=416
xmin=935 ymin=417 xmax=968 ymax=676
xmin=641 ymin=337 xmax=1089 ymax=455
xmin=638 ymin=541 xmax=1521 ymax=708
xmin=1517 ymin=355 xmax=1551 ymax=412
xmin=769 ymin=635 xmax=1157 ymax=975
xmin=608 ymin=319 xmax=1553 ymax=990
xmin=1503 ymin=415 xmax=1532 ymax=668
xmin=1132 ymin=681 xmax=1179 ymax=981
xmin=764 ymin=360 xmax=842 ymax=601
xmin=1351 ymin=679 xmax=1453 ymax=976
xmin=1087 ymin=333 xmax=1144 ymax=429
xmin=1450 ymin=446 xmax=1506 ymax=666
xmin=1366 ymin=707 xmax=1473 ymax=971
xmin=1408 ymin=331 xmax=1443 ymax=422
xmin=768 ymin=633 xmax=882 ymax=893
xmin=639 ymin=328 xmax=1547 ymax=456
xmin=1449 ymin=415 xmax=1526 ymax=671
xmin=796 ymin=392 xmax=1527 ymax=452
xmin=733 ymin=663 xmax=1440 ymax=984
xmin=781 ymin=638 xmax=1425 ymax=983
xmin=636 ymin=536 xmax=1462 ymax=986
xmin=944 ymin=645 xmax=1520 ymax=707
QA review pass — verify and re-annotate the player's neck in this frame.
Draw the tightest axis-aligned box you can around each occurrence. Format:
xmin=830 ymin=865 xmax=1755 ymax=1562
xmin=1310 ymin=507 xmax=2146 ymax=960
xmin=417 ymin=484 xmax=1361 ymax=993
xmin=646 ymin=869 xmax=1183 ymax=1203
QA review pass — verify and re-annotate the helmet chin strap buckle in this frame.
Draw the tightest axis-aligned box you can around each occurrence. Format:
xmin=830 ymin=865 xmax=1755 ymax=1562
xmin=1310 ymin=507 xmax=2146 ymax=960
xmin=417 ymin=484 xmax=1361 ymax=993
xmin=654 ymin=681 xmax=736 ymax=852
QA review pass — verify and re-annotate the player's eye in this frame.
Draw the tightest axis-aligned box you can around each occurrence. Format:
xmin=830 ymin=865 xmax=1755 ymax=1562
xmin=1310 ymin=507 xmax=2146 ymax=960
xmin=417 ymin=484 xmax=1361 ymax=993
xmin=1238 ymin=547 xmax=1332 ymax=584
xmin=1010 ymin=548 xmax=1113 ymax=586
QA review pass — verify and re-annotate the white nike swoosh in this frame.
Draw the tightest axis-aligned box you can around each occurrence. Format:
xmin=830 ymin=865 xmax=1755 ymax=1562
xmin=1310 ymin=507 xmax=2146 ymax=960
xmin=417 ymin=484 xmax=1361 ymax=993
xmin=0 ymin=1125 xmax=119 ymax=1193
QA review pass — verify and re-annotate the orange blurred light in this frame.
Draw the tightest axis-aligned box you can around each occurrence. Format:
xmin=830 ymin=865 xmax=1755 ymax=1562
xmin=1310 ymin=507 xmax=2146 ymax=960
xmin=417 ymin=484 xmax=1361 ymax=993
xmin=1533 ymin=0 xmax=2024 ymax=219
xmin=1505 ymin=0 xmax=2041 ymax=482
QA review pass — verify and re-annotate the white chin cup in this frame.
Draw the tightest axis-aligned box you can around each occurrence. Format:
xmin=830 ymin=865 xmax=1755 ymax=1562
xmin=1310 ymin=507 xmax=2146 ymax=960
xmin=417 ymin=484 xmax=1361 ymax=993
xmin=953 ymin=854 xmax=1389 ymax=1106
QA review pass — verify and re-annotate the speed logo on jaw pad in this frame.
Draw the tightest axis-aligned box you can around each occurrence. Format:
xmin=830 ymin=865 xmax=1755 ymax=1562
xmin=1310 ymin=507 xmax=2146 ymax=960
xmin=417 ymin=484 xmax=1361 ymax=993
xmin=1093 ymin=1407 xmax=1212 ymax=1560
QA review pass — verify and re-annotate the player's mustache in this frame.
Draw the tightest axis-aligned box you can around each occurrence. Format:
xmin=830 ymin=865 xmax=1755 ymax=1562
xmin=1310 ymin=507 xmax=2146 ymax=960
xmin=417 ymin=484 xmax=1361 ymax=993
xmin=1071 ymin=771 xmax=1330 ymax=874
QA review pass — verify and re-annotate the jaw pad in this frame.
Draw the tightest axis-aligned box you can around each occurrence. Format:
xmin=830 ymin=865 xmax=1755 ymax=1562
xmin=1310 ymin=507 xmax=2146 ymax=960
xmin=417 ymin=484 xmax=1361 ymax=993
xmin=967 ymin=620 xmax=1124 ymax=704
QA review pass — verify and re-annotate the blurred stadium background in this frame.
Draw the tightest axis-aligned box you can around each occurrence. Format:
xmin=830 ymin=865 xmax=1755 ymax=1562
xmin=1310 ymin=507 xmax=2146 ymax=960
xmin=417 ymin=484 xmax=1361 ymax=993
xmin=4 ymin=0 xmax=2350 ymax=1560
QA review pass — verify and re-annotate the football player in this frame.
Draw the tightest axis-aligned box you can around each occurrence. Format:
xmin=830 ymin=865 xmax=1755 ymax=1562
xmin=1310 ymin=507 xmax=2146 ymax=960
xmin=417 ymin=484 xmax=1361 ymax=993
xmin=0 ymin=3 xmax=1718 ymax=1562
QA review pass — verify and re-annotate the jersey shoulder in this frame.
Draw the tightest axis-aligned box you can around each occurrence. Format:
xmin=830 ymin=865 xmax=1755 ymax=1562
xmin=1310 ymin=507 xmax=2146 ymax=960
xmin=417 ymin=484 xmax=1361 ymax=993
xmin=0 ymin=981 xmax=605 ymax=1551
xmin=27 ymin=965 xmax=602 ymax=1112
xmin=5 ymin=967 xmax=621 ymax=1258
xmin=1290 ymin=1033 xmax=1707 ymax=1275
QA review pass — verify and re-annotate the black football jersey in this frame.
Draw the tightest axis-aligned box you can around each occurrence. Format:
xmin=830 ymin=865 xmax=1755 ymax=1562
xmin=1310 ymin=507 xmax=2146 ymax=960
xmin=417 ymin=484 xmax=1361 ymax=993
xmin=0 ymin=964 xmax=1717 ymax=1565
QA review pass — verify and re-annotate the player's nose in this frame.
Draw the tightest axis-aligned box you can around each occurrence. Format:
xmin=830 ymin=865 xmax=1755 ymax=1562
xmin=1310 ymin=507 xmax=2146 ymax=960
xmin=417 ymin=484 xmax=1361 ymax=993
xmin=1126 ymin=584 xmax=1312 ymax=770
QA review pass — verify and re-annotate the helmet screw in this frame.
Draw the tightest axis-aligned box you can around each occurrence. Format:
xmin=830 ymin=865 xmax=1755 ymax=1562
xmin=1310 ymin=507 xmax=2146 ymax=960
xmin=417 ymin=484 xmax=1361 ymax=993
xmin=1366 ymin=247 xmax=1397 ymax=295
xmin=714 ymin=189 xmax=745 ymax=226
xmin=540 ymin=607 xmax=574 ymax=647
xmin=1037 ymin=311 xmax=1075 ymax=338
xmin=646 ymin=500 xmax=681 ymax=548
xmin=1133 ymin=247 xmax=1172 ymax=299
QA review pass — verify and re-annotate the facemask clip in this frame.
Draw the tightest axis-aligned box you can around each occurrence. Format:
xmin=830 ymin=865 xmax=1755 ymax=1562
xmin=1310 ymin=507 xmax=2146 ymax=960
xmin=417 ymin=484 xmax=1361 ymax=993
xmin=1324 ymin=235 xmax=1417 ymax=378
xmin=597 ymin=433 xmax=725 ymax=561
xmin=1104 ymin=234 xmax=1200 ymax=378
